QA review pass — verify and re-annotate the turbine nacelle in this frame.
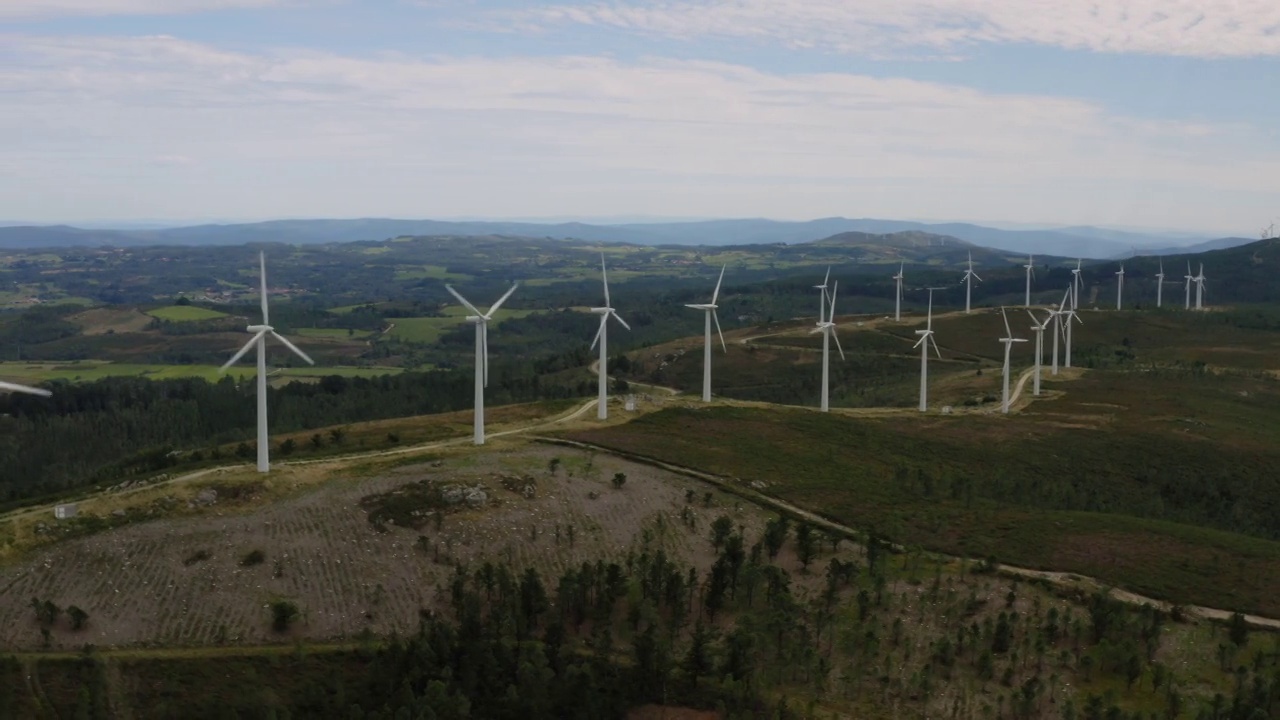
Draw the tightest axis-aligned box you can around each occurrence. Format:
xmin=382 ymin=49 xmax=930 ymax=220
xmin=246 ymin=324 xmax=273 ymax=333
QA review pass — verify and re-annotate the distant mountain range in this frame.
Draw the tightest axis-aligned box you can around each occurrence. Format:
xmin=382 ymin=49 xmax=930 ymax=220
xmin=0 ymin=217 xmax=1256 ymax=260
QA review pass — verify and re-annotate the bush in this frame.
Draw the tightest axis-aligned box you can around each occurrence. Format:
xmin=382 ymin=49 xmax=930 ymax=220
xmin=183 ymin=549 xmax=211 ymax=566
xmin=271 ymin=600 xmax=300 ymax=633
xmin=611 ymin=472 xmax=627 ymax=489
xmin=240 ymin=549 xmax=265 ymax=567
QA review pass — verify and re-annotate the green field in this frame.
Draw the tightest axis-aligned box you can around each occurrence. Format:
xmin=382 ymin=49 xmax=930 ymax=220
xmin=295 ymin=327 xmax=367 ymax=340
xmin=147 ymin=305 xmax=231 ymax=322
xmin=0 ymin=361 xmax=401 ymax=384
xmin=392 ymin=264 xmax=472 ymax=281
xmin=388 ymin=307 xmax=537 ymax=343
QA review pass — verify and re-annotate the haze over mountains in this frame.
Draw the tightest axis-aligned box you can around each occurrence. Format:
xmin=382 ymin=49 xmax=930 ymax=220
xmin=0 ymin=217 xmax=1255 ymax=260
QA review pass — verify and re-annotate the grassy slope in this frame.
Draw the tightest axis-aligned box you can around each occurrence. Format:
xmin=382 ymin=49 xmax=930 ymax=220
xmin=0 ymin=361 xmax=401 ymax=384
xmin=146 ymin=305 xmax=230 ymax=321
xmin=563 ymin=371 xmax=1280 ymax=617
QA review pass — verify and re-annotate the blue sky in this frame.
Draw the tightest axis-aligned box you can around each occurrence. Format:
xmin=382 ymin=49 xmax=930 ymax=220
xmin=2 ymin=0 xmax=1279 ymax=235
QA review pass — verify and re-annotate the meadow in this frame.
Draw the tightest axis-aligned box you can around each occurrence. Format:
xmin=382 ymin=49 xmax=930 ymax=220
xmin=387 ymin=306 xmax=538 ymax=343
xmin=0 ymin=360 xmax=400 ymax=384
xmin=146 ymin=305 xmax=230 ymax=322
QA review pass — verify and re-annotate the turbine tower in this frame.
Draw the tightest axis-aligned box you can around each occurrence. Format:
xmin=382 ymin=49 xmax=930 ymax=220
xmin=1070 ymin=259 xmax=1083 ymax=310
xmin=1115 ymin=263 xmax=1125 ymax=310
xmin=1049 ymin=287 xmax=1070 ymax=376
xmin=685 ymin=265 xmax=727 ymax=403
xmin=810 ymin=280 xmax=845 ymax=412
xmin=220 ymin=252 xmax=315 ymax=473
xmin=444 ymin=281 xmax=520 ymax=445
xmin=814 ymin=267 xmax=831 ymax=324
xmin=590 ymin=254 xmax=631 ymax=420
xmin=1061 ymin=292 xmax=1083 ymax=368
xmin=998 ymin=308 xmax=1028 ymax=414
xmin=1023 ymin=255 xmax=1035 ymax=307
xmin=892 ymin=263 xmax=904 ymax=322
xmin=1183 ymin=261 xmax=1194 ymax=310
xmin=1027 ymin=309 xmax=1051 ymax=396
xmin=1155 ymin=259 xmax=1165 ymax=308
xmin=962 ymin=252 xmax=982 ymax=314
xmin=1194 ymin=264 xmax=1207 ymax=310
xmin=912 ymin=288 xmax=942 ymax=412
xmin=0 ymin=381 xmax=51 ymax=397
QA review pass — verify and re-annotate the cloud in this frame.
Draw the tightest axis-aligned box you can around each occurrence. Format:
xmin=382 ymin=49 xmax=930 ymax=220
xmin=0 ymin=34 xmax=1276 ymax=229
xmin=510 ymin=0 xmax=1280 ymax=59
xmin=0 ymin=0 xmax=284 ymax=20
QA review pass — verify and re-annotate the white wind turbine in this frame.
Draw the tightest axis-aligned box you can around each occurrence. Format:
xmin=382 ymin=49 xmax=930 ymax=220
xmin=1027 ymin=309 xmax=1051 ymax=396
xmin=685 ymin=265 xmax=727 ymax=403
xmin=810 ymin=280 xmax=845 ymax=412
xmin=0 ymin=380 xmax=51 ymax=397
xmin=962 ymin=252 xmax=982 ymax=314
xmin=814 ymin=266 xmax=831 ymax=323
xmin=913 ymin=288 xmax=942 ymax=412
xmin=1048 ymin=287 xmax=1070 ymax=376
xmin=892 ymin=263 xmax=904 ymax=322
xmin=444 ymin=281 xmax=520 ymax=445
xmin=1061 ymin=289 xmax=1083 ymax=368
xmin=1183 ymin=261 xmax=1194 ymax=310
xmin=220 ymin=252 xmax=315 ymax=473
xmin=1115 ymin=263 xmax=1125 ymax=310
xmin=1023 ymin=255 xmax=1035 ymax=307
xmin=590 ymin=254 xmax=631 ymax=420
xmin=998 ymin=308 xmax=1028 ymax=414
xmin=1194 ymin=263 xmax=1207 ymax=309
xmin=1155 ymin=259 xmax=1165 ymax=308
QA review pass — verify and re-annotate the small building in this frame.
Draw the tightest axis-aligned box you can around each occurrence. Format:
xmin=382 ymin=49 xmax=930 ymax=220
xmin=54 ymin=503 xmax=78 ymax=520
xmin=624 ymin=395 xmax=636 ymax=412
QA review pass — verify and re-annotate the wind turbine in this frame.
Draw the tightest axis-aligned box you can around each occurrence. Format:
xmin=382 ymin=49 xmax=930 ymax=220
xmin=1155 ymin=259 xmax=1165 ymax=308
xmin=998 ymin=308 xmax=1028 ymax=414
xmin=590 ymin=254 xmax=631 ymax=420
xmin=1070 ymin=259 xmax=1083 ymax=310
xmin=912 ymin=288 xmax=942 ymax=412
xmin=0 ymin=381 xmax=51 ymax=397
xmin=1023 ymin=255 xmax=1035 ymax=307
xmin=962 ymin=252 xmax=982 ymax=314
xmin=1115 ymin=264 xmax=1125 ymax=310
xmin=1061 ymin=289 xmax=1083 ymax=368
xmin=685 ymin=265 xmax=727 ymax=403
xmin=1028 ymin=309 xmax=1051 ymax=396
xmin=1183 ymin=261 xmax=1194 ymax=310
xmin=810 ymin=280 xmax=845 ymax=412
xmin=1048 ymin=287 xmax=1070 ymax=376
xmin=444 ymin=281 xmax=520 ymax=445
xmin=1194 ymin=263 xmax=1207 ymax=310
xmin=220 ymin=252 xmax=315 ymax=473
xmin=892 ymin=263 xmax=904 ymax=322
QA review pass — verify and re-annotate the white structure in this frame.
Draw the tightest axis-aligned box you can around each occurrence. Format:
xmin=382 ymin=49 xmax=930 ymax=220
xmin=962 ymin=252 xmax=982 ymax=314
xmin=912 ymin=289 xmax=942 ymax=412
xmin=1155 ymin=259 xmax=1165 ymax=308
xmin=589 ymin=254 xmax=631 ymax=420
xmin=1049 ymin=287 xmax=1070 ymax=376
xmin=814 ymin=267 xmax=831 ymax=323
xmin=1115 ymin=263 xmax=1125 ymax=310
xmin=998 ymin=308 xmax=1028 ymax=414
xmin=54 ymin=503 xmax=77 ymax=520
xmin=444 ymin=281 xmax=520 ymax=445
xmin=1060 ymin=290 xmax=1083 ymax=368
xmin=219 ymin=252 xmax=314 ymax=473
xmin=685 ymin=265 xmax=727 ymax=403
xmin=810 ymin=280 xmax=845 ymax=412
xmin=1193 ymin=263 xmax=1207 ymax=310
xmin=1028 ymin=309 xmax=1051 ymax=396
xmin=1184 ymin=262 xmax=1194 ymax=310
xmin=0 ymin=380 xmax=51 ymax=397
xmin=892 ymin=263 xmax=904 ymax=322
xmin=1070 ymin=259 xmax=1083 ymax=309
xmin=1023 ymin=255 xmax=1035 ymax=307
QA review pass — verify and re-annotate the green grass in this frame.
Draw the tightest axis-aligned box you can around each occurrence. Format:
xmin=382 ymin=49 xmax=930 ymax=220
xmin=0 ymin=361 xmax=401 ymax=384
xmin=147 ymin=305 xmax=230 ymax=322
xmin=563 ymin=370 xmax=1280 ymax=617
xmin=388 ymin=307 xmax=536 ymax=343
xmin=294 ymin=328 xmax=367 ymax=340
xmin=392 ymin=264 xmax=472 ymax=281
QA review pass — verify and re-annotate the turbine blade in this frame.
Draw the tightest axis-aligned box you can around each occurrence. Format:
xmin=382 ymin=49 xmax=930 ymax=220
xmin=828 ymin=280 xmax=839 ymax=322
xmin=711 ymin=264 xmax=726 ymax=305
xmin=485 ymin=282 xmax=519 ymax=318
xmin=972 ymin=271 xmax=983 ymax=282
xmin=589 ymin=314 xmax=606 ymax=352
xmin=270 ymin=330 xmax=315 ymax=365
xmin=822 ymin=266 xmax=830 ymax=287
xmin=444 ymin=285 xmax=483 ymax=317
xmin=220 ymin=332 xmax=266 ymax=373
xmin=930 ymin=335 xmax=942 ymax=359
xmin=259 ymin=251 xmax=269 ymax=325
xmin=712 ymin=310 xmax=726 ymax=352
xmin=0 ymin=380 xmax=51 ymax=397
xmin=611 ymin=311 xmax=631 ymax=331
xmin=832 ymin=328 xmax=845 ymax=361
xmin=601 ymin=253 xmax=610 ymax=308
xmin=1001 ymin=308 xmax=1012 ymax=337
xmin=482 ymin=322 xmax=489 ymax=387
xmin=912 ymin=334 xmax=926 ymax=349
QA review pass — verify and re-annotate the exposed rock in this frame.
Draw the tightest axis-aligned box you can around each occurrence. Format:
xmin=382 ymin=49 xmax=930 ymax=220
xmin=195 ymin=489 xmax=218 ymax=506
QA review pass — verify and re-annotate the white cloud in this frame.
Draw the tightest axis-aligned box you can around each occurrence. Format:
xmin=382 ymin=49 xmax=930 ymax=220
xmin=512 ymin=0 xmax=1280 ymax=59
xmin=0 ymin=0 xmax=284 ymax=20
xmin=0 ymin=34 xmax=1276 ymax=230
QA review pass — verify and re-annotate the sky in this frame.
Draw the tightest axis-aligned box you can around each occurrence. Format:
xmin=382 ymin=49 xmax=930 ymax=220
xmin=2 ymin=1 xmax=1279 ymax=235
